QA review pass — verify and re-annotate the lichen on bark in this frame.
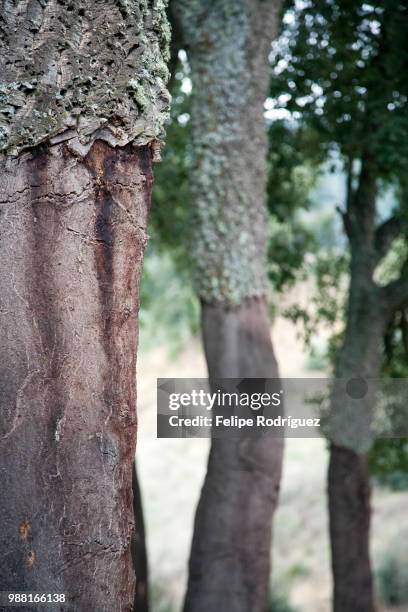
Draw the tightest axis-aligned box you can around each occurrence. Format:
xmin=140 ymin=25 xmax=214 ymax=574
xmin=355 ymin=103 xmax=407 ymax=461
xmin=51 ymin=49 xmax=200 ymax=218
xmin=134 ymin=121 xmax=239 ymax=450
xmin=0 ymin=0 xmax=171 ymax=156
xmin=175 ymin=0 xmax=281 ymax=306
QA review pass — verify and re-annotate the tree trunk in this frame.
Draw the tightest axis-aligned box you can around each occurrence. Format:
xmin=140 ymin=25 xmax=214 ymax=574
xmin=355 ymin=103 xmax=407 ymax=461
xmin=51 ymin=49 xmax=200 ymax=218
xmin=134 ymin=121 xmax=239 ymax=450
xmin=328 ymin=445 xmax=374 ymax=612
xmin=171 ymin=2 xmax=284 ymax=610
xmin=0 ymin=3 xmax=170 ymax=609
xmin=184 ymin=298 xmax=283 ymax=612
xmin=0 ymin=140 xmax=152 ymax=611
xmin=328 ymin=248 xmax=386 ymax=612
xmin=328 ymin=149 xmax=408 ymax=610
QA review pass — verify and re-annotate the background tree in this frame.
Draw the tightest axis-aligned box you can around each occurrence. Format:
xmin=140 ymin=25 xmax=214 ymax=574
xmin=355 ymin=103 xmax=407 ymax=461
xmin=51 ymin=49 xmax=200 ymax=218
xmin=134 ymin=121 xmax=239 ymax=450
xmin=271 ymin=1 xmax=408 ymax=610
xmin=0 ymin=2 xmax=170 ymax=610
xmin=169 ymin=2 xmax=284 ymax=611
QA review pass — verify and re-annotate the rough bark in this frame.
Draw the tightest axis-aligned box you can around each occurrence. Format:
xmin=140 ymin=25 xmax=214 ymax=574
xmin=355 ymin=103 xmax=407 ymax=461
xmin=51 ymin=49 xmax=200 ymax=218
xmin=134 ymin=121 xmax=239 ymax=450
xmin=171 ymin=3 xmax=284 ymax=610
xmin=184 ymin=298 xmax=283 ymax=612
xmin=0 ymin=2 xmax=170 ymax=610
xmin=0 ymin=139 xmax=152 ymax=610
xmin=0 ymin=0 xmax=170 ymax=157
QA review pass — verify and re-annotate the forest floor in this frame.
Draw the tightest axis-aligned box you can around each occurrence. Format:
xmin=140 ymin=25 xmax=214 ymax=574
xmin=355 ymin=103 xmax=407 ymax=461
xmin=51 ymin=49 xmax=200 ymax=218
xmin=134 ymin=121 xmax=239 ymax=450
xmin=136 ymin=289 xmax=408 ymax=612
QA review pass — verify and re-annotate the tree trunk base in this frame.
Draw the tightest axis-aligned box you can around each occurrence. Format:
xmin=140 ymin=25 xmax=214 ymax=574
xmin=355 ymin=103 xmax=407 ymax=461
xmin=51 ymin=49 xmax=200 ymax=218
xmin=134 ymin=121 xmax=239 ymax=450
xmin=328 ymin=444 xmax=375 ymax=612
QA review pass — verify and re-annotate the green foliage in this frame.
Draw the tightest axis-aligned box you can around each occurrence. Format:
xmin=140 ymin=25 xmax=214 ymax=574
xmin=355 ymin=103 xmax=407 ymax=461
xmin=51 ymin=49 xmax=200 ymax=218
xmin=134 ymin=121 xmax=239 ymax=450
xmin=138 ymin=53 xmax=199 ymax=353
xmin=267 ymin=216 xmax=313 ymax=291
xmin=284 ymin=252 xmax=348 ymax=352
xmin=266 ymin=120 xmax=322 ymax=291
xmin=267 ymin=121 xmax=323 ymax=220
xmin=273 ymin=0 xmax=408 ymax=180
xmin=376 ymin=238 xmax=408 ymax=287
xmin=370 ymin=439 xmax=408 ymax=491
xmin=150 ymin=53 xmax=192 ymax=273
xmin=139 ymin=244 xmax=199 ymax=355
xmin=270 ymin=0 xmax=408 ymax=334
xmin=269 ymin=0 xmax=408 ymax=322
xmin=368 ymin=304 xmax=408 ymax=489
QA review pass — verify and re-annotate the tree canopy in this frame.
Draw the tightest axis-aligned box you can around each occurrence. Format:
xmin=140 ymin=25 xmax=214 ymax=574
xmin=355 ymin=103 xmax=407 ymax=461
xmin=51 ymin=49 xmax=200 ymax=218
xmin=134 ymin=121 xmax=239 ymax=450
xmin=271 ymin=0 xmax=408 ymax=179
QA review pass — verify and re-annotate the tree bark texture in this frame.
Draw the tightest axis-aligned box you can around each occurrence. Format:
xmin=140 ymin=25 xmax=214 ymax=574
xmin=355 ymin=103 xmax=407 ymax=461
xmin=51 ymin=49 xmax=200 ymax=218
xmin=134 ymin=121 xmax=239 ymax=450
xmin=0 ymin=139 xmax=152 ymax=611
xmin=173 ymin=0 xmax=282 ymax=305
xmin=0 ymin=2 xmax=170 ymax=610
xmin=0 ymin=0 xmax=170 ymax=157
xmin=172 ymin=2 xmax=284 ymax=610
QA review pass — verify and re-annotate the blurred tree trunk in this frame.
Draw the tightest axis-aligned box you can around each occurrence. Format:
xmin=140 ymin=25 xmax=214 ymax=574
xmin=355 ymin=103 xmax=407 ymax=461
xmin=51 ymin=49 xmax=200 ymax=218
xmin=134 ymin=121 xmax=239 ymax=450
xmin=133 ymin=463 xmax=149 ymax=612
xmin=328 ymin=154 xmax=408 ymax=612
xmin=171 ymin=2 xmax=284 ymax=611
xmin=191 ymin=301 xmax=284 ymax=612
xmin=0 ymin=2 xmax=170 ymax=610
xmin=329 ymin=306 xmax=383 ymax=612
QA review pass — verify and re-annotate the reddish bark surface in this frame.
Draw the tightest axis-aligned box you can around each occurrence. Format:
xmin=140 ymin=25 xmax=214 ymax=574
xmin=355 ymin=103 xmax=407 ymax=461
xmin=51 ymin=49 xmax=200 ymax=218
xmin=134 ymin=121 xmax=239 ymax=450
xmin=0 ymin=140 xmax=152 ymax=611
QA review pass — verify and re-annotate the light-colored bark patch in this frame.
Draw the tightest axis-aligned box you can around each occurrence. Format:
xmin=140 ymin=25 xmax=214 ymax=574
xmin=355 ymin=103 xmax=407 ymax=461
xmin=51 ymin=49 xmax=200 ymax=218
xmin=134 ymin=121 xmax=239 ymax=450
xmin=0 ymin=0 xmax=170 ymax=156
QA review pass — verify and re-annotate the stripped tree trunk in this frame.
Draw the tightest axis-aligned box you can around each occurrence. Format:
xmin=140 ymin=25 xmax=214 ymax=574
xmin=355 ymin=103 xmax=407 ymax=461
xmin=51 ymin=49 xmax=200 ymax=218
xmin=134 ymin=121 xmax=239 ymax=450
xmin=188 ymin=300 xmax=283 ymax=612
xmin=0 ymin=139 xmax=152 ymax=610
xmin=172 ymin=2 xmax=284 ymax=610
xmin=0 ymin=2 xmax=170 ymax=610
